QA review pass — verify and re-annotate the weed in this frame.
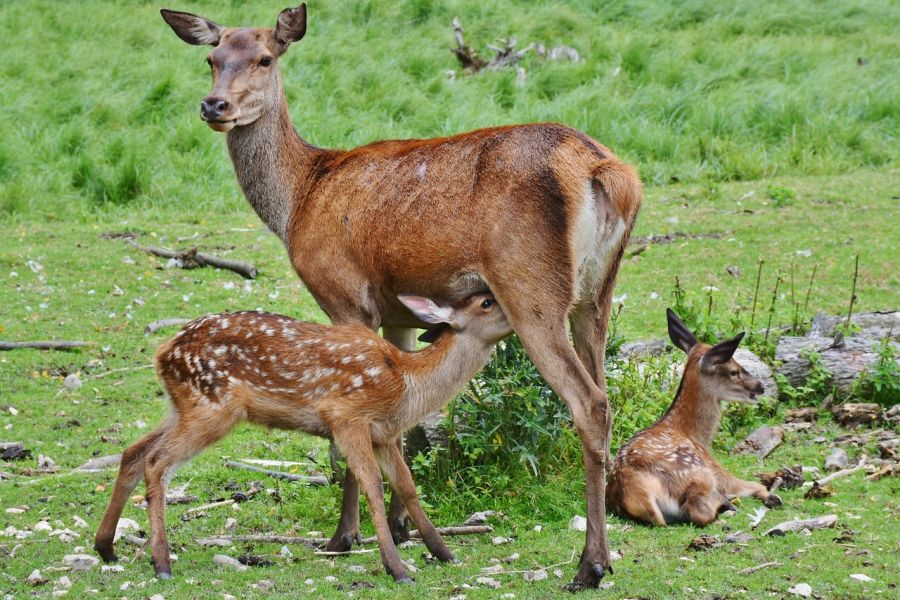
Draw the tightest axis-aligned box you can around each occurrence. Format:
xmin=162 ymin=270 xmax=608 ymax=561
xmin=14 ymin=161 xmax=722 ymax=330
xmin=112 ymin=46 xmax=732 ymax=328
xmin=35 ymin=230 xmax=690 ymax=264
xmin=852 ymin=338 xmax=900 ymax=406
xmin=766 ymin=184 xmax=796 ymax=208
xmin=776 ymin=349 xmax=835 ymax=406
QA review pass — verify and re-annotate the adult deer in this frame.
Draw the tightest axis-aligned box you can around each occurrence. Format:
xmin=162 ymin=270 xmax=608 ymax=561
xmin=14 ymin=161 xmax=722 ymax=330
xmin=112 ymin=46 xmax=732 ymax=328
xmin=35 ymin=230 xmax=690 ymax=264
xmin=606 ymin=309 xmax=782 ymax=526
xmin=159 ymin=3 xmax=641 ymax=587
xmin=95 ymin=294 xmax=512 ymax=582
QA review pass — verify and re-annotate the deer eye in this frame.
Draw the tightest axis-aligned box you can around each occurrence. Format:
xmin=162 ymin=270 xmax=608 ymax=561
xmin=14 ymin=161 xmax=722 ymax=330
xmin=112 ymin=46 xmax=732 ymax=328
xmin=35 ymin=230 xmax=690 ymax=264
xmin=481 ymin=299 xmax=493 ymax=309
xmin=259 ymin=56 xmax=273 ymax=67
xmin=729 ymin=370 xmax=739 ymax=377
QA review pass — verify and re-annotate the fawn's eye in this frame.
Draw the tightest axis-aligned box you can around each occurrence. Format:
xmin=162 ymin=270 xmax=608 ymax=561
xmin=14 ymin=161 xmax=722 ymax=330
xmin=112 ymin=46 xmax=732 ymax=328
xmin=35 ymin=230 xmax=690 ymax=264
xmin=730 ymin=370 xmax=739 ymax=377
xmin=481 ymin=299 xmax=493 ymax=309
xmin=259 ymin=56 xmax=273 ymax=67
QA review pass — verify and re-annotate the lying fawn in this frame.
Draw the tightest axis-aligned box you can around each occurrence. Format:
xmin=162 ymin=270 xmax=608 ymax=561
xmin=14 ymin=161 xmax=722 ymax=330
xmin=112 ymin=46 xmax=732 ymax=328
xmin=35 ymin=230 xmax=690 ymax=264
xmin=94 ymin=293 xmax=511 ymax=582
xmin=606 ymin=309 xmax=781 ymax=527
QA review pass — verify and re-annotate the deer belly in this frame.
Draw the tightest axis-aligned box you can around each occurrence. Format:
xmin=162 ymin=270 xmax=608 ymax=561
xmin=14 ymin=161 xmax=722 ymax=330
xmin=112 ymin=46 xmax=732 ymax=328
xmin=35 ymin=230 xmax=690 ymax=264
xmin=246 ymin=401 xmax=330 ymax=437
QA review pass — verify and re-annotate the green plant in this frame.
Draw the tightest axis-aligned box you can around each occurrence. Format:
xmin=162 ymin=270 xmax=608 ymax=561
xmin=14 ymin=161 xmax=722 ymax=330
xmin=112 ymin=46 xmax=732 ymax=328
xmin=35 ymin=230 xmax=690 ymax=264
xmin=766 ymin=184 xmax=796 ymax=208
xmin=776 ymin=349 xmax=835 ymax=406
xmin=852 ymin=338 xmax=900 ymax=406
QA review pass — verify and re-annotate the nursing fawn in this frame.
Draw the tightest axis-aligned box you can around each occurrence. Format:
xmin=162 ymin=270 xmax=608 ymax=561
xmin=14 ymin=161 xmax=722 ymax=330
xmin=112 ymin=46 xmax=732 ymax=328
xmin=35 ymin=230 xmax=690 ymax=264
xmin=94 ymin=293 xmax=511 ymax=583
xmin=606 ymin=309 xmax=781 ymax=527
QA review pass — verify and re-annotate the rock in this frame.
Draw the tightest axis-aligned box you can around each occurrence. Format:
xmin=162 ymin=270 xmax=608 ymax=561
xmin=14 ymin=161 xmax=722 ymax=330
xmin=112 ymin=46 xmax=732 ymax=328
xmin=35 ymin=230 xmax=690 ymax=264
xmin=732 ymin=425 xmax=782 ymax=458
xmin=568 ymin=515 xmax=587 ymax=532
xmin=149 ymin=595 xmax=164 ymax=600
xmin=57 ymin=576 xmax=72 ymax=589
xmin=251 ymin=579 xmax=274 ymax=593
xmin=523 ymin=569 xmax=548 ymax=582
xmin=788 ymin=583 xmax=813 ymax=597
xmin=885 ymin=404 xmax=900 ymax=423
xmin=51 ymin=591 xmax=68 ymax=598
xmin=224 ymin=517 xmax=237 ymax=531
xmin=72 ymin=516 xmax=88 ymax=529
xmin=64 ymin=554 xmax=99 ymax=570
xmin=404 ymin=410 xmax=451 ymax=460
xmin=552 ymin=569 xmax=564 ymax=579
xmin=491 ymin=536 xmax=512 ymax=545
xmin=212 ymin=555 xmax=247 ymax=571
xmin=101 ymin=565 xmax=124 ymax=573
xmin=26 ymin=569 xmax=47 ymax=586
xmin=832 ymin=403 xmax=882 ymax=427
xmin=687 ymin=535 xmax=721 ymax=551
xmin=461 ymin=511 xmax=495 ymax=526
xmin=725 ymin=531 xmax=755 ymax=544
xmin=113 ymin=518 xmax=140 ymax=542
xmin=733 ymin=348 xmax=778 ymax=401
xmin=849 ymin=573 xmax=875 ymax=582
xmin=75 ymin=454 xmax=121 ymax=472
xmin=279 ymin=545 xmax=292 ymax=558
xmin=35 ymin=521 xmax=52 ymax=532
xmin=481 ymin=565 xmax=504 ymax=574
xmin=5 ymin=507 xmax=25 ymax=514
xmin=63 ymin=374 xmax=82 ymax=389
xmin=37 ymin=454 xmax=58 ymax=472
xmin=825 ymin=448 xmax=849 ymax=471
xmin=347 ymin=565 xmax=365 ymax=573
xmin=759 ymin=466 xmax=804 ymax=489
xmin=808 ymin=311 xmax=899 ymax=341
xmin=476 ymin=577 xmax=501 ymax=589
xmin=617 ymin=339 xmax=667 ymax=359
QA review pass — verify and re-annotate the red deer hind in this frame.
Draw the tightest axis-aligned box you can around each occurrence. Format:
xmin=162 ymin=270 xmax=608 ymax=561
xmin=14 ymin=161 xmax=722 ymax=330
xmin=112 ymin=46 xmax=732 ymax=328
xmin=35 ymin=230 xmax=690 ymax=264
xmin=606 ymin=309 xmax=782 ymax=527
xmin=155 ymin=3 xmax=641 ymax=587
xmin=95 ymin=294 xmax=512 ymax=582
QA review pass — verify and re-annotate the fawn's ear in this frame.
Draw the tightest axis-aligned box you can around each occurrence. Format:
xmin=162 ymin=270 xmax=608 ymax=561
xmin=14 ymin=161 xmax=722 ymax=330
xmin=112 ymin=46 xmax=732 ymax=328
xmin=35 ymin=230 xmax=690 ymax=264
xmin=701 ymin=332 xmax=745 ymax=371
xmin=398 ymin=295 xmax=455 ymax=325
xmin=274 ymin=3 xmax=307 ymax=55
xmin=160 ymin=9 xmax=223 ymax=46
xmin=666 ymin=308 xmax=698 ymax=354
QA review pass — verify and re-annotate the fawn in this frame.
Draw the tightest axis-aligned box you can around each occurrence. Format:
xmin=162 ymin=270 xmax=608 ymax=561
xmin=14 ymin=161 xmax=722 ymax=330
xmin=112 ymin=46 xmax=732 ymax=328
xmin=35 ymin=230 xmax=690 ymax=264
xmin=606 ymin=309 xmax=781 ymax=527
xmin=94 ymin=293 xmax=511 ymax=583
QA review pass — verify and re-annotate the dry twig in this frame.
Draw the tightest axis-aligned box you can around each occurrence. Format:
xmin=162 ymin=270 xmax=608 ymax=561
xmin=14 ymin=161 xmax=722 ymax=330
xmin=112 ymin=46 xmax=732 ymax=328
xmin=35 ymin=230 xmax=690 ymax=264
xmin=126 ymin=239 xmax=257 ymax=279
xmin=0 ymin=341 xmax=88 ymax=351
xmin=225 ymin=460 xmax=329 ymax=486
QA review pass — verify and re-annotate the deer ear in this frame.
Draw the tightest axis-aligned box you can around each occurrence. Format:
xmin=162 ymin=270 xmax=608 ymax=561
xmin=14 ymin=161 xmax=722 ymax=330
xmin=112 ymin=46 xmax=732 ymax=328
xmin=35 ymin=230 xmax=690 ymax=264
xmin=700 ymin=332 xmax=745 ymax=371
xmin=160 ymin=9 xmax=223 ymax=46
xmin=397 ymin=295 xmax=455 ymax=325
xmin=666 ymin=308 xmax=698 ymax=354
xmin=274 ymin=3 xmax=307 ymax=54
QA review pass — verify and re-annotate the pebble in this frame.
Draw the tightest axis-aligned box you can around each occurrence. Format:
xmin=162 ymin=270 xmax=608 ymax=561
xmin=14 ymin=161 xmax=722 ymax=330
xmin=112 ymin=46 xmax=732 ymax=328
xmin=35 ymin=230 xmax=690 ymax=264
xmin=5 ymin=508 xmax=25 ymax=514
xmin=481 ymin=565 xmax=504 ymax=574
xmin=35 ymin=521 xmax=52 ymax=532
xmin=347 ymin=565 xmax=366 ymax=573
xmin=212 ymin=555 xmax=247 ymax=571
xmin=224 ymin=518 xmax=237 ymax=531
xmin=324 ymin=576 xmax=337 ymax=583
xmin=825 ymin=448 xmax=849 ymax=471
xmin=113 ymin=518 xmax=140 ymax=542
xmin=120 ymin=582 xmax=131 ymax=591
xmin=532 ymin=525 xmax=542 ymax=532
xmin=26 ymin=569 xmax=46 ymax=586
xmin=304 ymin=579 xmax=314 ymax=585
xmin=63 ymin=374 xmax=82 ymax=389
xmin=476 ymin=576 xmax=501 ymax=589
xmin=568 ymin=515 xmax=587 ymax=531
xmin=788 ymin=583 xmax=813 ymax=597
xmin=523 ymin=569 xmax=548 ymax=582
xmin=491 ymin=536 xmax=512 ymax=545
xmin=279 ymin=545 xmax=292 ymax=558
xmin=57 ymin=576 xmax=72 ymax=589
xmin=553 ymin=569 xmax=564 ymax=579
xmin=850 ymin=573 xmax=875 ymax=582
xmin=102 ymin=565 xmax=125 ymax=573
xmin=224 ymin=595 xmax=236 ymax=600
xmin=149 ymin=595 xmax=165 ymax=600
xmin=250 ymin=579 xmax=274 ymax=593
xmin=51 ymin=590 xmax=68 ymax=598
xmin=72 ymin=516 xmax=89 ymax=529
xmin=501 ymin=595 xmax=516 ymax=599
xmin=64 ymin=554 xmax=99 ymax=570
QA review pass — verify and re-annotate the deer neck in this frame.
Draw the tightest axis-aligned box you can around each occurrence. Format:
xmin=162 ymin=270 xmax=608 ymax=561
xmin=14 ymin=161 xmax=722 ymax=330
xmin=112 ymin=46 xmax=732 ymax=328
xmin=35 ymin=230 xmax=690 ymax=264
xmin=664 ymin=367 xmax=722 ymax=448
xmin=225 ymin=89 xmax=323 ymax=243
xmin=400 ymin=330 xmax=496 ymax=425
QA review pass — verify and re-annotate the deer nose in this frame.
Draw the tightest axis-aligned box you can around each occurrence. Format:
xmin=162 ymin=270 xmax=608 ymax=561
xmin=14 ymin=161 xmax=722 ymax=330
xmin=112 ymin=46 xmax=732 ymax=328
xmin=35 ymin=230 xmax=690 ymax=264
xmin=200 ymin=97 xmax=229 ymax=121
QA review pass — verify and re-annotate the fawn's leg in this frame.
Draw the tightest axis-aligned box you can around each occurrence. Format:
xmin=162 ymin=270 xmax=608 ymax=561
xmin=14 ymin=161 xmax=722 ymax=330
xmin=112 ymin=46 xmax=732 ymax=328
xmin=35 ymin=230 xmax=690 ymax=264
xmin=335 ymin=429 xmax=411 ymax=583
xmin=381 ymin=326 xmax=415 ymax=543
xmin=325 ymin=464 xmax=362 ymax=551
xmin=377 ymin=441 xmax=455 ymax=562
xmin=679 ymin=477 xmax=721 ymax=527
xmin=143 ymin=413 xmax=238 ymax=578
xmin=617 ymin=472 xmax=668 ymax=526
xmin=95 ymin=423 xmax=172 ymax=562
xmin=719 ymin=470 xmax=782 ymax=508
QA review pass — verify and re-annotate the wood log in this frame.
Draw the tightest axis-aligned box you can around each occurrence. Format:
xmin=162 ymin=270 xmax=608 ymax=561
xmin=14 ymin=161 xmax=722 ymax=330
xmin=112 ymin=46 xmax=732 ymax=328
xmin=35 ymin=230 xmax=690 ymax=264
xmin=763 ymin=514 xmax=837 ymax=536
xmin=0 ymin=341 xmax=87 ymax=351
xmin=832 ymin=403 xmax=882 ymax=427
xmin=775 ymin=334 xmax=897 ymax=393
xmin=126 ymin=239 xmax=257 ymax=279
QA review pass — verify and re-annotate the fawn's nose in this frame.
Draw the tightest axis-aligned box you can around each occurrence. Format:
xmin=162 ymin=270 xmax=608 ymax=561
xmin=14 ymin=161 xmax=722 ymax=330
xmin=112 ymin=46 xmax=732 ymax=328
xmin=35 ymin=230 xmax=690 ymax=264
xmin=200 ymin=97 xmax=229 ymax=121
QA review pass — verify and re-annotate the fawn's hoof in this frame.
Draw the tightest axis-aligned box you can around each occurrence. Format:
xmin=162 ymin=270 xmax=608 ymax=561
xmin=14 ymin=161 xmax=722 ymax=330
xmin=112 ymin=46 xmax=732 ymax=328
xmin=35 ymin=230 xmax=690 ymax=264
xmin=94 ymin=544 xmax=118 ymax=564
xmin=389 ymin=516 xmax=410 ymax=544
xmin=566 ymin=561 xmax=610 ymax=592
xmin=396 ymin=576 xmax=414 ymax=585
xmin=765 ymin=493 xmax=783 ymax=509
xmin=324 ymin=532 xmax=358 ymax=552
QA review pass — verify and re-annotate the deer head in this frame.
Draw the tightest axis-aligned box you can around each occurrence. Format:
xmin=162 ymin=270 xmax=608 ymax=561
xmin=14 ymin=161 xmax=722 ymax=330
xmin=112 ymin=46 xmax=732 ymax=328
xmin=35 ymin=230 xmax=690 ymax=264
xmin=160 ymin=4 xmax=308 ymax=132
xmin=398 ymin=293 xmax=512 ymax=346
xmin=667 ymin=308 xmax=764 ymax=403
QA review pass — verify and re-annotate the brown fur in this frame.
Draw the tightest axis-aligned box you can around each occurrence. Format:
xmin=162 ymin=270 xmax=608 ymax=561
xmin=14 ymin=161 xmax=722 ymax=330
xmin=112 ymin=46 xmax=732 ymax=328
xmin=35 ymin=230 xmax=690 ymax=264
xmin=95 ymin=295 xmax=511 ymax=582
xmin=606 ymin=311 xmax=778 ymax=527
xmin=159 ymin=4 xmax=641 ymax=586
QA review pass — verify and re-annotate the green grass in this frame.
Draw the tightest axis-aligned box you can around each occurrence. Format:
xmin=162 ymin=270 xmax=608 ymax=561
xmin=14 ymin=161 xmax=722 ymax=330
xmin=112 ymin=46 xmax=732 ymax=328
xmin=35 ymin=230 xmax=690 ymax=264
xmin=1 ymin=0 xmax=899 ymax=598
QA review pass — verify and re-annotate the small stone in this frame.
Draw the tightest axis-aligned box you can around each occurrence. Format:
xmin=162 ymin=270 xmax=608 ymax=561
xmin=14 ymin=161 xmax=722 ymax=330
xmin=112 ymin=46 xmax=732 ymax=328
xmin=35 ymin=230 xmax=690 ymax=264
xmin=102 ymin=565 xmax=124 ymax=573
xmin=113 ymin=518 xmax=140 ymax=542
xmin=119 ymin=582 xmax=131 ymax=591
xmin=347 ymin=565 xmax=365 ymax=573
xmin=324 ymin=576 xmax=337 ymax=583
xmin=532 ymin=525 xmax=542 ymax=532
xmin=224 ymin=518 xmax=237 ymax=531
xmin=449 ymin=596 xmax=466 ymax=600
xmin=825 ymin=448 xmax=849 ymax=471
xmin=304 ymin=578 xmax=314 ymax=585
xmin=503 ymin=552 xmax=520 ymax=563
xmin=501 ymin=594 xmax=516 ymax=599
xmin=64 ymin=554 xmax=99 ymax=570
xmin=523 ymin=569 xmax=548 ymax=582
xmin=788 ymin=583 xmax=813 ymax=597
xmin=5 ymin=508 xmax=25 ymax=514
xmin=26 ymin=569 xmax=47 ymax=586
xmin=476 ymin=576 xmax=501 ymax=589
xmin=850 ymin=573 xmax=875 ymax=582
xmin=491 ymin=536 xmax=512 ymax=545
xmin=553 ymin=569 xmax=564 ymax=579
xmin=51 ymin=590 xmax=68 ymax=598
xmin=57 ymin=576 xmax=72 ymax=588
xmin=72 ymin=516 xmax=88 ymax=529
xmin=481 ymin=565 xmax=504 ymax=574
xmin=599 ymin=581 xmax=615 ymax=590
xmin=279 ymin=545 xmax=292 ymax=558
xmin=35 ymin=521 xmax=52 ymax=532
xmin=568 ymin=515 xmax=587 ymax=532
xmin=251 ymin=579 xmax=274 ymax=593
xmin=63 ymin=374 xmax=82 ymax=389
xmin=212 ymin=555 xmax=247 ymax=571
xmin=224 ymin=595 xmax=236 ymax=600
xmin=149 ymin=595 xmax=165 ymax=600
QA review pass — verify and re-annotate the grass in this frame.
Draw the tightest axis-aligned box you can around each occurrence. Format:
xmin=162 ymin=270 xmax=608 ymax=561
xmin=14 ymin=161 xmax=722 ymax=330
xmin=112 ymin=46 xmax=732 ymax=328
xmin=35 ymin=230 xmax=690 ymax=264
xmin=0 ymin=0 xmax=898 ymax=598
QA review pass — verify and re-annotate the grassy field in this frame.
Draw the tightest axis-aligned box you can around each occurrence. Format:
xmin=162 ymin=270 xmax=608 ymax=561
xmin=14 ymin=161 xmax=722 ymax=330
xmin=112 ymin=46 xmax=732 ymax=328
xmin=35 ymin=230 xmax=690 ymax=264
xmin=1 ymin=0 xmax=898 ymax=598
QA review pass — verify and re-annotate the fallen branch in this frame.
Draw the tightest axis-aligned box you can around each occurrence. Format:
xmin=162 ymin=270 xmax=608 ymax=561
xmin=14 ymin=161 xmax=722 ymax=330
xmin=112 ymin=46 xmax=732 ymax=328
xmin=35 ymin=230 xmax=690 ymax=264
xmin=738 ymin=561 xmax=782 ymax=575
xmin=314 ymin=548 xmax=376 ymax=556
xmin=732 ymin=425 xmax=783 ymax=459
xmin=802 ymin=458 xmax=867 ymax=488
xmin=183 ymin=499 xmax=236 ymax=516
xmin=225 ymin=460 xmax=329 ymax=486
xmin=865 ymin=464 xmax=897 ymax=481
xmin=468 ymin=545 xmax=577 ymax=580
xmin=89 ymin=364 xmax=154 ymax=380
xmin=145 ymin=318 xmax=190 ymax=335
xmin=126 ymin=239 xmax=257 ymax=279
xmin=196 ymin=525 xmax=494 ymax=548
xmin=763 ymin=514 xmax=838 ymax=536
xmin=0 ymin=341 xmax=87 ymax=351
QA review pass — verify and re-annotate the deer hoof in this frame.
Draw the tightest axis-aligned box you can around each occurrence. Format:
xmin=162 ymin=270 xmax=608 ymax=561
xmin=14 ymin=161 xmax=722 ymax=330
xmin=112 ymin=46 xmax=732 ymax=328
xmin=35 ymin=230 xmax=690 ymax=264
xmin=396 ymin=576 xmax=414 ymax=585
xmin=157 ymin=571 xmax=173 ymax=581
xmin=765 ymin=493 xmax=783 ymax=509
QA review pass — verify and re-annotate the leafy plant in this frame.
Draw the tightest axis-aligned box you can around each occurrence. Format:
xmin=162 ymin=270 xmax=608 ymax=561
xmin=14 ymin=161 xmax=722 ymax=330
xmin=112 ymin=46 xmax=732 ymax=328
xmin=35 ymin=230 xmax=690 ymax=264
xmin=775 ymin=349 xmax=835 ymax=406
xmin=766 ymin=184 xmax=796 ymax=208
xmin=852 ymin=339 xmax=900 ymax=406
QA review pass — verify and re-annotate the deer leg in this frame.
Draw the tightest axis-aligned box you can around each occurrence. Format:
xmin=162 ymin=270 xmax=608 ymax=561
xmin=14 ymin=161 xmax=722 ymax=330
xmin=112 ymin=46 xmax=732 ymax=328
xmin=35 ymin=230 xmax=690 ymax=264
xmin=381 ymin=325 xmax=416 ymax=543
xmin=324 ymin=463 xmax=362 ymax=552
xmin=499 ymin=303 xmax=613 ymax=588
xmin=95 ymin=422 xmax=171 ymax=562
xmin=680 ymin=478 xmax=721 ymax=527
xmin=376 ymin=441 xmax=456 ymax=563
xmin=143 ymin=412 xmax=238 ymax=578
xmin=720 ymin=472 xmax=781 ymax=507
xmin=335 ymin=429 xmax=411 ymax=583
